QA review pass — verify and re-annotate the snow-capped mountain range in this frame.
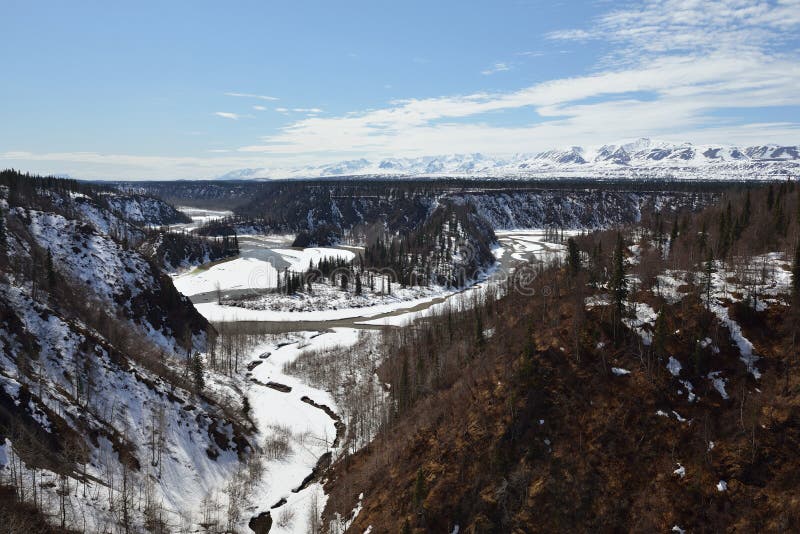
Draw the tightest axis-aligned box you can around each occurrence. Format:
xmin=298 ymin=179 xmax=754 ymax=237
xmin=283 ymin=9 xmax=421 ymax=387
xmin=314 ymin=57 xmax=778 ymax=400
xmin=219 ymin=138 xmax=800 ymax=181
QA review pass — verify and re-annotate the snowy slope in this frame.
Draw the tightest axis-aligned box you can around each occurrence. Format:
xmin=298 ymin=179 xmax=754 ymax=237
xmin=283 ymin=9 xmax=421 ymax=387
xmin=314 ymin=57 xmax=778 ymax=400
xmin=0 ymin=180 xmax=254 ymax=532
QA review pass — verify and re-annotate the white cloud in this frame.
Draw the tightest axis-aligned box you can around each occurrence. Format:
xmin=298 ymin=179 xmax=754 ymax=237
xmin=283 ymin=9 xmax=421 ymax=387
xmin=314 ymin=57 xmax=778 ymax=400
xmin=253 ymin=105 xmax=267 ymax=111
xmin=549 ymin=0 xmax=800 ymax=66
xmin=547 ymin=29 xmax=592 ymax=41
xmin=214 ymin=112 xmax=242 ymax=120
xmin=236 ymin=50 xmax=800 ymax=158
xmin=292 ymin=108 xmax=323 ymax=113
xmin=224 ymin=91 xmax=279 ymax=101
xmin=232 ymin=0 xmax=800 ymax=160
xmin=481 ymin=62 xmax=512 ymax=75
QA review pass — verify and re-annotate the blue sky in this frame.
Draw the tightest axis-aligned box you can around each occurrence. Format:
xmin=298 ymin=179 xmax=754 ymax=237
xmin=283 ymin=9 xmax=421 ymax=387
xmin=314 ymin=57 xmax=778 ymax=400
xmin=1 ymin=0 xmax=798 ymax=179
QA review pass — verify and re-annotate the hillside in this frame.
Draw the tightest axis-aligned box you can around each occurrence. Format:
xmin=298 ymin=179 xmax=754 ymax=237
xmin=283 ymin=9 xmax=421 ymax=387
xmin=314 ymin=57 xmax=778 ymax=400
xmin=0 ymin=171 xmax=252 ymax=532
xmin=159 ymin=180 xmax=722 ymax=243
xmin=320 ymin=182 xmax=800 ymax=533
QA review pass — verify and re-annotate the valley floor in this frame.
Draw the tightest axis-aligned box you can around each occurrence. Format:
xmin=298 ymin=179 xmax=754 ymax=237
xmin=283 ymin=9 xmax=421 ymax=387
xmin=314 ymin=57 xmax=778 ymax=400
xmin=173 ymin=227 xmax=565 ymax=532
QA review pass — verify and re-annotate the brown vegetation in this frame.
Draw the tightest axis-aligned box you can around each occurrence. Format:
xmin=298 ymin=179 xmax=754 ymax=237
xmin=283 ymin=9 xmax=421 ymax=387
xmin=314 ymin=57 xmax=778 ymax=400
xmin=322 ymin=182 xmax=800 ymax=533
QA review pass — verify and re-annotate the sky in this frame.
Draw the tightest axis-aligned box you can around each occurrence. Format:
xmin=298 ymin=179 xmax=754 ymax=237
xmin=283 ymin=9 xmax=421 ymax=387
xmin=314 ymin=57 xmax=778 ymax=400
xmin=1 ymin=0 xmax=799 ymax=180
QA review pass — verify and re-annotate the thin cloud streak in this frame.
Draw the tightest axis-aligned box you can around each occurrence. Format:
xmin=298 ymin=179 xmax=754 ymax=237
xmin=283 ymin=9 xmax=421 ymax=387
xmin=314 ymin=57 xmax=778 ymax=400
xmin=224 ymin=92 xmax=280 ymax=101
xmin=214 ymin=112 xmax=242 ymax=120
xmin=481 ymin=62 xmax=512 ymax=75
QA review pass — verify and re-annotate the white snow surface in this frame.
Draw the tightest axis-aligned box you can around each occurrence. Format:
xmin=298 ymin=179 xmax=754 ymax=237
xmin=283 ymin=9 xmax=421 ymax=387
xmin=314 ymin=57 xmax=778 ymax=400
xmin=667 ymin=356 xmax=682 ymax=377
xmin=674 ymin=464 xmax=686 ymax=478
xmin=708 ymin=371 xmax=730 ymax=400
xmin=173 ymin=257 xmax=279 ymax=296
xmin=242 ymin=328 xmax=361 ymax=533
xmin=623 ymin=302 xmax=658 ymax=345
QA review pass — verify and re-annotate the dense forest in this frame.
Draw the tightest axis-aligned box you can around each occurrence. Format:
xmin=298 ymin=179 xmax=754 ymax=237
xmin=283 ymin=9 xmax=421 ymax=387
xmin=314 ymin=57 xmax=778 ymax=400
xmin=147 ymin=178 xmax=723 ymax=247
xmin=118 ymin=177 xmax=750 ymax=209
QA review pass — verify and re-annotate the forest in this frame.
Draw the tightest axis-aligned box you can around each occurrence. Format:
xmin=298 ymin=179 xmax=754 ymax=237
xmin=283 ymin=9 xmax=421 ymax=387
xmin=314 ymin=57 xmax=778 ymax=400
xmin=318 ymin=180 xmax=800 ymax=533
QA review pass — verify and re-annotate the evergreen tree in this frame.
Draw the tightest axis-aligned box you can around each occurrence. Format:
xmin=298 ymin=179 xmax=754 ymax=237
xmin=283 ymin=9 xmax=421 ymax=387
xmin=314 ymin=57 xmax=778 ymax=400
xmin=774 ymin=200 xmax=787 ymax=238
xmin=692 ymin=341 xmax=705 ymax=376
xmin=742 ymin=189 xmax=752 ymax=227
xmin=653 ymin=308 xmax=667 ymax=360
xmin=191 ymin=353 xmax=205 ymax=392
xmin=355 ymin=270 xmax=363 ymax=295
xmin=698 ymin=221 xmax=708 ymax=255
xmin=566 ymin=238 xmax=581 ymax=275
xmin=0 ymin=208 xmax=6 ymax=254
xmin=717 ymin=205 xmax=731 ymax=259
xmin=703 ymin=252 xmax=715 ymax=310
xmin=46 ymin=248 xmax=56 ymax=288
xmin=398 ymin=353 xmax=410 ymax=412
xmin=670 ymin=218 xmax=679 ymax=246
xmin=792 ymin=242 xmax=800 ymax=301
xmin=475 ymin=311 xmax=485 ymax=348
xmin=413 ymin=467 xmax=426 ymax=509
xmin=610 ymin=233 xmax=628 ymax=323
xmin=767 ymin=184 xmax=775 ymax=211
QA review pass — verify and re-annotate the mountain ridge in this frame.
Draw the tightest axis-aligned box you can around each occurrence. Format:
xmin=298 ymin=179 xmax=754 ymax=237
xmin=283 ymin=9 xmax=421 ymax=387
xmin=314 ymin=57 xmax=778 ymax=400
xmin=219 ymin=138 xmax=800 ymax=181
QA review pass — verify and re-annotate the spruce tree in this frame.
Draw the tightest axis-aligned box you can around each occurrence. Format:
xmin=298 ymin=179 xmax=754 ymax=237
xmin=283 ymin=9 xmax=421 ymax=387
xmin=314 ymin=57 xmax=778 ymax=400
xmin=792 ymin=242 xmax=800 ymax=301
xmin=653 ymin=308 xmax=667 ymax=360
xmin=703 ymin=252 xmax=715 ymax=310
xmin=692 ymin=341 xmax=705 ymax=376
xmin=742 ymin=189 xmax=751 ymax=227
xmin=46 ymin=248 xmax=56 ymax=288
xmin=670 ymin=218 xmax=679 ymax=246
xmin=475 ymin=311 xmax=485 ymax=348
xmin=413 ymin=467 xmax=426 ymax=509
xmin=767 ymin=184 xmax=775 ymax=211
xmin=698 ymin=221 xmax=708 ymax=255
xmin=567 ymin=238 xmax=581 ymax=275
xmin=610 ymin=233 xmax=628 ymax=323
xmin=191 ymin=353 xmax=205 ymax=392
xmin=355 ymin=270 xmax=362 ymax=295
xmin=0 ymin=208 xmax=6 ymax=255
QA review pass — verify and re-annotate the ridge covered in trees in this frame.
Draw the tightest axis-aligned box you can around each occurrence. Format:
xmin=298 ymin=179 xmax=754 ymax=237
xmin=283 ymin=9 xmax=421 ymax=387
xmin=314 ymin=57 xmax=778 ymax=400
xmin=320 ymin=179 xmax=800 ymax=533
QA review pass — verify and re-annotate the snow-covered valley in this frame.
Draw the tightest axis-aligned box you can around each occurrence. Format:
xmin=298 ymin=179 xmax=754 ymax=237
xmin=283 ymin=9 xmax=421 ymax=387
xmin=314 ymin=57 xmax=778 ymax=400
xmin=163 ymin=218 xmax=569 ymax=532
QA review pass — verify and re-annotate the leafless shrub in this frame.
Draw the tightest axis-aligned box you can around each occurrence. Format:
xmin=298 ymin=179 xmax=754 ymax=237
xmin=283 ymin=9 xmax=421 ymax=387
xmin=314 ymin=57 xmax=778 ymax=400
xmin=264 ymin=425 xmax=293 ymax=461
xmin=276 ymin=506 xmax=296 ymax=529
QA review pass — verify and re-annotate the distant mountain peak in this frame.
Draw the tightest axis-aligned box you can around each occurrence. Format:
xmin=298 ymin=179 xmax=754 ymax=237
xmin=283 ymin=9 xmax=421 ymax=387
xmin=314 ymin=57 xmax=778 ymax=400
xmin=217 ymin=140 xmax=800 ymax=181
